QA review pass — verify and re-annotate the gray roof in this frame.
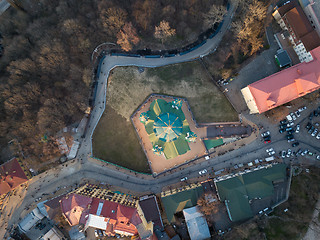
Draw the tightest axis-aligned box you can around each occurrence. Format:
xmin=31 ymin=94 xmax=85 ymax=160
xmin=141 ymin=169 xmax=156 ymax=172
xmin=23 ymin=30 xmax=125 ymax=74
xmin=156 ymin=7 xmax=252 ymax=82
xmin=275 ymin=50 xmax=292 ymax=67
xmin=183 ymin=206 xmax=211 ymax=240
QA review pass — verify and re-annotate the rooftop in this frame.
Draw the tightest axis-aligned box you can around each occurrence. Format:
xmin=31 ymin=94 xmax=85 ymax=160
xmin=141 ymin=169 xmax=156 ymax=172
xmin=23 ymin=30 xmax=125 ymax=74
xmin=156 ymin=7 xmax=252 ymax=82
xmin=183 ymin=206 xmax=211 ymax=240
xmin=215 ymin=164 xmax=287 ymax=222
xmin=0 ymin=158 xmax=29 ymax=196
xmin=161 ymin=185 xmax=203 ymax=223
xmin=242 ymin=46 xmax=320 ymax=114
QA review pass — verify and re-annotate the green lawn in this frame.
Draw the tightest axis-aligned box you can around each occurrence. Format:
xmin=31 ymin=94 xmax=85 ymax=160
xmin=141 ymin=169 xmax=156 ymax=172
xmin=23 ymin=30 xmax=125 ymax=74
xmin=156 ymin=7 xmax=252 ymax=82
xmin=93 ymin=61 xmax=238 ymax=171
xmin=92 ymin=105 xmax=150 ymax=173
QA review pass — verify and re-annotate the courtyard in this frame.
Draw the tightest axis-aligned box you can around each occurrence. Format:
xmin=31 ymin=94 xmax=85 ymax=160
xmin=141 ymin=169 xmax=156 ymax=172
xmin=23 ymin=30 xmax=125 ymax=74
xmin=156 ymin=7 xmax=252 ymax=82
xmin=92 ymin=61 xmax=239 ymax=173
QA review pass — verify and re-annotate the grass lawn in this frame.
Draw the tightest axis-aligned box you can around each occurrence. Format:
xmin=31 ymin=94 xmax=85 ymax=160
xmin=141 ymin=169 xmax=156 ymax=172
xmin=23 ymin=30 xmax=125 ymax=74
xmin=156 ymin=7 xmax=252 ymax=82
xmin=93 ymin=61 xmax=238 ymax=171
xmin=92 ymin=106 xmax=150 ymax=173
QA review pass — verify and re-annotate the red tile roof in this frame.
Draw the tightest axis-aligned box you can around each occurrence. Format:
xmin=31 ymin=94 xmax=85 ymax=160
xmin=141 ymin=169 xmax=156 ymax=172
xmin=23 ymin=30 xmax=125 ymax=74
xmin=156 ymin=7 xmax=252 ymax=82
xmin=60 ymin=193 xmax=92 ymax=226
xmin=0 ymin=158 xmax=28 ymax=195
xmin=245 ymin=46 xmax=320 ymax=113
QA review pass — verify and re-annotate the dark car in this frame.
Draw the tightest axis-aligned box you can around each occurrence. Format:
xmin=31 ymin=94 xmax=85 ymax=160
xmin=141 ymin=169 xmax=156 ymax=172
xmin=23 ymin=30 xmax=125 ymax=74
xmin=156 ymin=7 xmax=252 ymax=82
xmin=292 ymin=142 xmax=299 ymax=147
xmin=309 ymin=126 xmax=315 ymax=133
xmin=279 ymin=128 xmax=285 ymax=133
xmin=280 ymin=119 xmax=287 ymax=125
xmin=287 ymin=134 xmax=294 ymax=140
xmin=279 ymin=124 xmax=287 ymax=129
xmin=286 ymin=127 xmax=293 ymax=132
xmin=309 ymin=113 xmax=314 ymax=120
xmin=306 ymin=122 xmax=312 ymax=130
xmin=287 ymin=130 xmax=294 ymax=135
xmin=264 ymin=135 xmax=271 ymax=141
xmin=314 ymin=110 xmax=319 ymax=117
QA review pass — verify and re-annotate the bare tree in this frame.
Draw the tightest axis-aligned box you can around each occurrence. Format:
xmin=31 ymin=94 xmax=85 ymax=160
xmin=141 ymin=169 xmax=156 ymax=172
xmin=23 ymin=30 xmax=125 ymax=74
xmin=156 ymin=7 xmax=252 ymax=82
xmin=197 ymin=193 xmax=219 ymax=216
xmin=203 ymin=4 xmax=227 ymax=29
xmin=100 ymin=7 xmax=127 ymax=34
xmin=154 ymin=20 xmax=176 ymax=44
xmin=117 ymin=22 xmax=140 ymax=51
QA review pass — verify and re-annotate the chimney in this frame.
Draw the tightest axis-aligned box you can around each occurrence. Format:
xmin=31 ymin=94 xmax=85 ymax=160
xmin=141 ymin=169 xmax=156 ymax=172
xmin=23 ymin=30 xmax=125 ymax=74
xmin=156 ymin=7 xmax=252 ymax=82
xmin=297 ymin=69 xmax=302 ymax=75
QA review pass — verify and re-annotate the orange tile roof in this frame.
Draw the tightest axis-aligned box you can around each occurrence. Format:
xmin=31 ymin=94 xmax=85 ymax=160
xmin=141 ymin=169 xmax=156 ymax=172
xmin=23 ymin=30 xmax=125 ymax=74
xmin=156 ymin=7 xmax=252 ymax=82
xmin=0 ymin=158 xmax=28 ymax=195
xmin=246 ymin=46 xmax=320 ymax=113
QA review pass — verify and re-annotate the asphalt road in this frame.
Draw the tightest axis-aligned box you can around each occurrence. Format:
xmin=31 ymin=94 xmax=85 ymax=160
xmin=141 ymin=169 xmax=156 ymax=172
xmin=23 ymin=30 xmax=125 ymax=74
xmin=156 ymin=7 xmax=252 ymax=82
xmin=2 ymin=0 xmax=320 ymax=238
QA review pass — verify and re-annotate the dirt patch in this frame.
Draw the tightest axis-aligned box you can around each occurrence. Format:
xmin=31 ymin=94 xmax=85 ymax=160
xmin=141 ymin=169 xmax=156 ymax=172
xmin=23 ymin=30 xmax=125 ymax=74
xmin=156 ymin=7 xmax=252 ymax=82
xmin=107 ymin=61 xmax=238 ymax=123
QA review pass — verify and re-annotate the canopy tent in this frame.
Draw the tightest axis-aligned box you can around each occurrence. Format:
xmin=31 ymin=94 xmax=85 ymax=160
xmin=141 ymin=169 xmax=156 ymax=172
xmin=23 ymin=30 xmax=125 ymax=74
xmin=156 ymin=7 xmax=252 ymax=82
xmin=185 ymin=131 xmax=197 ymax=142
xmin=139 ymin=112 xmax=149 ymax=123
xmin=171 ymin=99 xmax=183 ymax=109
xmin=152 ymin=145 xmax=163 ymax=156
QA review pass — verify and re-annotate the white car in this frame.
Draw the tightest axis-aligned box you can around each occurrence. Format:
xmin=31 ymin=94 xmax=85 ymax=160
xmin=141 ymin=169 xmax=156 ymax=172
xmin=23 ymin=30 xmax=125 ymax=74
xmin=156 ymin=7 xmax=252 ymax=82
xmin=268 ymin=150 xmax=275 ymax=156
xmin=290 ymin=113 xmax=297 ymax=121
xmin=295 ymin=124 xmax=300 ymax=133
xmin=180 ymin=177 xmax=188 ymax=182
xmin=312 ymin=129 xmax=318 ymax=137
xmin=95 ymin=230 xmax=99 ymax=238
xmin=287 ymin=121 xmax=294 ymax=127
xmin=199 ymin=169 xmax=208 ymax=175
xmin=286 ymin=149 xmax=292 ymax=158
xmin=266 ymin=148 xmax=274 ymax=153
xmin=316 ymin=132 xmax=320 ymax=140
xmin=261 ymin=131 xmax=270 ymax=138
xmin=298 ymin=106 xmax=307 ymax=112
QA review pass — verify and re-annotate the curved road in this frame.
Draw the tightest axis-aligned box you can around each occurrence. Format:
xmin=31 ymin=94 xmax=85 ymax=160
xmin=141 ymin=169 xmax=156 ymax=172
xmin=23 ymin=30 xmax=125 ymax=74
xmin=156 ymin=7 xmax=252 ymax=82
xmin=4 ymin=0 xmax=313 ymax=237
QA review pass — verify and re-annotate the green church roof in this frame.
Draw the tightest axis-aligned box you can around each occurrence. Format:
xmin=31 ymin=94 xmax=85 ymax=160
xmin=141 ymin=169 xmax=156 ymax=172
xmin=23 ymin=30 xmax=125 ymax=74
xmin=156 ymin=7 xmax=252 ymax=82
xmin=153 ymin=113 xmax=183 ymax=142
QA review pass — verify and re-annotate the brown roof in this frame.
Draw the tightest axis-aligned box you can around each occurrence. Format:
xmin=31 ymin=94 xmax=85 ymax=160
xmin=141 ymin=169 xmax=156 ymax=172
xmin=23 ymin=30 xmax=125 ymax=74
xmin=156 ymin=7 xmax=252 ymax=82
xmin=0 ymin=158 xmax=28 ymax=195
xmin=285 ymin=7 xmax=313 ymax=38
xmin=282 ymin=4 xmax=320 ymax=51
xmin=44 ymin=194 xmax=66 ymax=220
xmin=139 ymin=196 xmax=163 ymax=228
xmin=277 ymin=0 xmax=297 ymax=16
xmin=300 ymin=30 xmax=320 ymax=52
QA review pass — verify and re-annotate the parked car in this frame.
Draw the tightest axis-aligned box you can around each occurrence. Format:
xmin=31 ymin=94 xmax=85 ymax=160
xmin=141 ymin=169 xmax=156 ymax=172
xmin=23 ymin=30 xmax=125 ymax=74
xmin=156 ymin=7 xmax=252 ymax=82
xmin=311 ymin=129 xmax=318 ymax=137
xmin=296 ymin=149 xmax=303 ymax=156
xmin=199 ymin=169 xmax=208 ymax=175
xmin=316 ymin=132 xmax=320 ymax=140
xmin=280 ymin=119 xmax=287 ymax=125
xmin=298 ymin=106 xmax=307 ymax=112
xmin=306 ymin=122 xmax=312 ymax=130
xmin=316 ymin=155 xmax=320 ymax=160
xmin=290 ymin=112 xmax=297 ymax=121
xmin=281 ymin=150 xmax=286 ymax=158
xmin=286 ymin=149 xmax=292 ymax=158
xmin=288 ymin=138 xmax=295 ymax=142
xmin=95 ymin=230 xmax=99 ymax=238
xmin=295 ymin=124 xmax=300 ymax=133
xmin=308 ymin=126 xmax=315 ymax=134
xmin=301 ymin=149 xmax=308 ymax=156
xmin=295 ymin=110 xmax=301 ymax=118
xmin=292 ymin=142 xmax=299 ymax=147
xmin=287 ymin=122 xmax=294 ymax=127
xmin=309 ymin=113 xmax=313 ymax=120
xmin=180 ymin=177 xmax=188 ymax=182
xmin=261 ymin=131 xmax=270 ymax=138
xmin=279 ymin=128 xmax=285 ymax=134
xmin=314 ymin=110 xmax=319 ymax=117
xmin=286 ymin=127 xmax=293 ymax=132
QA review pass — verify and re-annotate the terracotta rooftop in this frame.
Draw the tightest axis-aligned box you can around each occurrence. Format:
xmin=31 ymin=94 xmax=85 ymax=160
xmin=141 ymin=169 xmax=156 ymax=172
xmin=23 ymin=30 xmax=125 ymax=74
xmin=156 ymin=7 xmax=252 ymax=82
xmin=60 ymin=193 xmax=92 ymax=226
xmin=279 ymin=1 xmax=320 ymax=51
xmin=242 ymin=46 xmax=320 ymax=113
xmin=0 ymin=158 xmax=28 ymax=196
